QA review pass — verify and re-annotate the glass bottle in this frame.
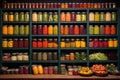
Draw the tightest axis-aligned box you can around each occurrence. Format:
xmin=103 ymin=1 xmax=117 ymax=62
xmin=60 ymin=12 xmax=65 ymax=21
xmin=32 ymin=25 xmax=37 ymax=35
xmin=70 ymin=38 xmax=75 ymax=48
xmin=38 ymin=52 xmax=42 ymax=60
xmin=2 ymin=38 xmax=8 ymax=48
xmin=66 ymin=12 xmax=71 ymax=22
xmin=64 ymin=25 xmax=69 ymax=35
xmin=48 ymin=52 xmax=52 ymax=60
xmin=74 ymin=25 xmax=79 ymax=35
xmin=33 ymin=52 xmax=37 ymax=60
xmin=38 ymin=25 xmax=42 ymax=35
xmin=111 ymin=12 xmax=116 ymax=21
xmin=53 ymin=38 xmax=58 ymax=48
xmin=75 ymin=39 xmax=81 ymax=48
xmin=93 ymin=38 xmax=99 ymax=48
xmin=8 ymin=25 xmax=13 ymax=35
xmin=37 ymin=38 xmax=42 ymax=48
xmin=108 ymin=38 xmax=113 ymax=48
xmin=13 ymin=38 xmax=18 ymax=48
xmin=24 ymin=38 xmax=29 ymax=48
xmin=48 ymin=25 xmax=53 ymax=35
xmin=8 ymin=38 xmax=13 ymax=48
xmin=43 ymin=38 xmax=48 ymax=48
xmin=71 ymin=12 xmax=76 ymax=22
xmin=100 ymin=25 xmax=104 ymax=35
xmin=89 ymin=38 xmax=93 ymax=48
xmin=100 ymin=12 xmax=105 ymax=21
xmin=111 ymin=25 xmax=116 ymax=35
xmin=81 ymin=38 xmax=86 ymax=48
xmin=113 ymin=38 xmax=118 ymax=48
xmin=43 ymin=25 xmax=48 ymax=35
xmin=19 ymin=38 xmax=24 ymax=48
xmin=105 ymin=25 xmax=110 ymax=35
xmin=60 ymin=39 xmax=65 ymax=48
xmin=32 ymin=12 xmax=37 ymax=22
xmin=69 ymin=25 xmax=74 ymax=35
xmin=105 ymin=12 xmax=111 ymax=21
xmin=80 ymin=25 xmax=85 ymax=34
xmin=60 ymin=25 xmax=64 ymax=35
xmin=8 ymin=12 xmax=14 ymax=22
xmin=25 ymin=25 xmax=29 ymax=35
xmin=42 ymin=52 xmax=47 ymax=60
xmin=48 ymin=38 xmax=53 ymax=48
xmin=32 ymin=38 xmax=37 ymax=48
xmin=2 ymin=25 xmax=8 ymax=35
xmin=53 ymin=52 xmax=57 ymax=60
xmin=53 ymin=25 xmax=58 ymax=35
xmin=66 ymin=39 xmax=70 ymax=48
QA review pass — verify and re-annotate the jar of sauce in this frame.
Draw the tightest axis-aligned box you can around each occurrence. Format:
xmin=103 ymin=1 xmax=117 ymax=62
xmin=32 ymin=38 xmax=37 ymax=48
xmin=43 ymin=25 xmax=48 ymax=35
xmin=61 ymin=12 xmax=65 ymax=21
xmin=43 ymin=38 xmax=48 ymax=48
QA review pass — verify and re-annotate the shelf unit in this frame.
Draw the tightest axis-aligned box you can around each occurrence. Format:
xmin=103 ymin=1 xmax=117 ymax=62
xmin=0 ymin=8 xmax=120 ymax=74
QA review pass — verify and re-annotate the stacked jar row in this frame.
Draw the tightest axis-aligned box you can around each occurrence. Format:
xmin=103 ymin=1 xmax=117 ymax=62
xmin=2 ymin=66 xmax=29 ymax=74
xmin=32 ymin=65 xmax=58 ymax=75
xmin=61 ymin=12 xmax=86 ymax=22
xmin=32 ymin=52 xmax=57 ymax=60
xmin=4 ymin=2 xmax=116 ymax=9
xmin=2 ymin=38 xmax=29 ymax=48
xmin=32 ymin=25 xmax=58 ymax=35
xmin=61 ymin=52 xmax=86 ymax=61
xmin=89 ymin=38 xmax=118 ymax=48
xmin=2 ymin=25 xmax=29 ymax=35
xmin=60 ymin=38 xmax=86 ymax=48
xmin=3 ymin=12 xmax=29 ymax=22
xmin=89 ymin=12 xmax=117 ymax=22
xmin=60 ymin=25 xmax=85 ymax=35
xmin=32 ymin=38 xmax=58 ymax=48
xmin=89 ymin=25 xmax=116 ymax=35
xmin=32 ymin=12 xmax=58 ymax=22
xmin=2 ymin=52 xmax=29 ymax=61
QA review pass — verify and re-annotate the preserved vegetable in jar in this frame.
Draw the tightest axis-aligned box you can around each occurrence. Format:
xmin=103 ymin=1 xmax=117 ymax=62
xmin=32 ymin=12 xmax=37 ymax=22
xmin=25 ymin=25 xmax=29 ymax=35
xmin=32 ymin=65 xmax=38 ymax=75
xmin=111 ymin=12 xmax=116 ymax=21
xmin=70 ymin=38 xmax=75 ymax=48
xmin=80 ymin=25 xmax=85 ymax=34
xmin=44 ymin=67 xmax=48 ymax=74
xmin=8 ymin=25 xmax=13 ymax=35
xmin=37 ymin=38 xmax=42 ymax=48
xmin=66 ymin=12 xmax=71 ymax=22
xmin=81 ymin=12 xmax=86 ymax=21
xmin=43 ymin=12 xmax=48 ymax=22
xmin=89 ymin=12 xmax=94 ymax=21
xmin=37 ymin=25 xmax=42 ymax=34
xmin=38 ymin=52 xmax=42 ymax=60
xmin=13 ymin=38 xmax=18 ymax=48
xmin=3 ymin=12 xmax=8 ymax=21
xmin=89 ymin=25 xmax=94 ymax=34
xmin=61 ymin=39 xmax=65 ymax=48
xmin=14 ymin=12 xmax=19 ymax=21
xmin=37 ymin=12 xmax=42 ymax=22
xmin=69 ymin=25 xmax=74 ymax=34
xmin=8 ymin=38 xmax=13 ymax=48
xmin=100 ymin=12 xmax=105 ymax=21
xmin=54 ymin=25 xmax=58 ymax=35
xmin=94 ymin=12 xmax=100 ymax=21
xmin=60 ymin=25 xmax=64 ymax=35
xmin=111 ymin=25 xmax=116 ymax=35
xmin=94 ymin=25 xmax=99 ymax=34
xmin=32 ymin=25 xmax=37 ymax=34
xmin=43 ymin=38 xmax=48 ymax=48
xmin=81 ymin=38 xmax=86 ymax=47
xmin=65 ymin=39 xmax=70 ymax=48
xmin=89 ymin=38 xmax=93 ymax=48
xmin=71 ymin=12 xmax=76 ymax=21
xmin=48 ymin=52 xmax=52 ymax=60
xmin=108 ymin=38 xmax=113 ymax=47
xmin=76 ymin=12 xmax=81 ymax=21
xmin=70 ymin=53 xmax=74 ymax=60
xmin=105 ymin=25 xmax=110 ymax=35
xmin=61 ymin=12 xmax=65 ymax=21
xmin=19 ymin=38 xmax=24 ymax=47
xmin=2 ymin=25 xmax=7 ymax=35
xmin=48 ymin=39 xmax=53 ymax=48
xmin=74 ymin=25 xmax=79 ymax=35
xmin=8 ymin=12 xmax=14 ymax=22
xmin=14 ymin=25 xmax=19 ymax=35
xmin=25 ymin=12 xmax=29 ymax=22
xmin=48 ymin=25 xmax=53 ymax=35
xmin=64 ymin=25 xmax=69 ymax=35
xmin=105 ymin=12 xmax=111 ymax=21
xmin=100 ymin=25 xmax=104 ymax=35
xmin=42 ymin=52 xmax=47 ymax=60
xmin=53 ymin=38 xmax=58 ymax=48
xmin=48 ymin=12 xmax=53 ymax=22
xmin=32 ymin=38 xmax=37 ymax=48
xmin=93 ymin=39 xmax=99 ymax=48
xmin=19 ymin=12 xmax=24 ymax=22
xmin=20 ymin=25 xmax=25 ymax=35
xmin=43 ymin=25 xmax=48 ymax=35
xmin=53 ymin=12 xmax=58 ymax=22
xmin=24 ymin=38 xmax=29 ymax=48
xmin=75 ymin=39 xmax=81 ymax=48
xmin=113 ymin=38 xmax=118 ymax=47
xmin=33 ymin=52 xmax=37 ymax=60
xmin=2 ymin=38 xmax=8 ymax=48
xmin=65 ymin=55 xmax=70 ymax=60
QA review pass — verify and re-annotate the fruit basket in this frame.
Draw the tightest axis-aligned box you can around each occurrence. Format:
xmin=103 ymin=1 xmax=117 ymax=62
xmin=79 ymin=72 xmax=93 ymax=77
xmin=94 ymin=72 xmax=108 ymax=77
xmin=109 ymin=71 xmax=120 ymax=76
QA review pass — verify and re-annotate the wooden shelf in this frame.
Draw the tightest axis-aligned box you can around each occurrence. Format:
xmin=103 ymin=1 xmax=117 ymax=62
xmin=0 ymin=74 xmax=120 ymax=79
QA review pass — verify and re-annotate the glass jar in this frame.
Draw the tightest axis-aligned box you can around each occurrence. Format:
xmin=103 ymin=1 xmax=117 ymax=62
xmin=89 ymin=25 xmax=94 ymax=35
xmin=48 ymin=66 xmax=53 ymax=74
xmin=68 ymin=68 xmax=73 ymax=75
xmin=38 ymin=25 xmax=42 ymax=34
xmin=32 ymin=38 xmax=37 ymax=48
xmin=25 ymin=12 xmax=29 ymax=22
xmin=23 ymin=52 xmax=29 ymax=61
xmin=25 ymin=25 xmax=29 ymax=35
xmin=64 ymin=25 xmax=69 ymax=35
xmin=48 ymin=38 xmax=53 ymax=48
xmin=2 ymin=38 xmax=8 ymax=48
xmin=99 ymin=38 xmax=103 ymax=48
xmin=18 ymin=38 xmax=23 ymax=47
xmin=37 ymin=12 xmax=42 ymax=22
xmin=48 ymin=12 xmax=53 ymax=22
xmin=8 ymin=38 xmax=13 ymax=48
xmin=53 ymin=52 xmax=57 ymax=60
xmin=24 ymin=66 xmax=29 ymax=74
xmin=2 ymin=25 xmax=8 ymax=35
xmin=70 ymin=38 xmax=75 ymax=48
xmin=69 ymin=25 xmax=74 ymax=35
xmin=71 ymin=12 xmax=76 ymax=22
xmin=100 ymin=25 xmax=104 ymax=35
xmin=11 ymin=53 xmax=17 ymax=61
xmin=66 ymin=39 xmax=70 ymax=48
xmin=65 ymin=54 xmax=70 ymax=60
xmin=20 ymin=25 xmax=25 ymax=35
xmin=61 ymin=64 xmax=66 ymax=75
xmin=17 ymin=53 xmax=23 ymax=61
xmin=81 ymin=38 xmax=86 ymax=48
xmin=53 ymin=38 xmax=58 ymax=48
xmin=14 ymin=12 xmax=19 ymax=21
xmin=19 ymin=12 xmax=24 ymax=22
xmin=113 ymin=38 xmax=118 ymax=48
xmin=8 ymin=25 xmax=13 ymax=35
xmin=54 ymin=66 xmax=58 ymax=74
xmin=60 ymin=12 xmax=65 ymax=21
xmin=37 ymin=38 xmax=42 ymax=48
xmin=89 ymin=38 xmax=93 ymax=48
xmin=80 ymin=25 xmax=85 ymax=34
xmin=44 ymin=67 xmax=48 ymax=74
xmin=61 ymin=39 xmax=65 ymax=48
xmin=100 ymin=12 xmax=105 ymax=21
xmin=14 ymin=25 xmax=19 ymax=35
xmin=32 ymin=25 xmax=37 ymax=34
xmin=70 ymin=53 xmax=74 ymax=60
xmin=73 ymin=68 xmax=78 ymax=75
xmin=60 ymin=25 xmax=64 ymax=35
xmin=32 ymin=65 xmax=38 ymax=75
xmin=32 ymin=12 xmax=37 ymax=22
xmin=94 ymin=25 xmax=99 ymax=35
xmin=74 ymin=25 xmax=79 ymax=35
xmin=43 ymin=25 xmax=48 ymax=35
xmin=94 ymin=12 xmax=100 ymax=21
xmin=48 ymin=25 xmax=53 ymax=35
xmin=66 ymin=12 xmax=71 ymax=22
xmin=53 ymin=25 xmax=58 ymax=35
xmin=38 ymin=52 xmax=42 ymax=60
xmin=75 ymin=39 xmax=81 ymax=48
xmin=89 ymin=12 xmax=94 ymax=21
xmin=24 ymin=38 xmax=29 ymax=48
xmin=111 ymin=25 xmax=116 ymax=35
xmin=3 ymin=12 xmax=8 ymax=22
xmin=33 ymin=52 xmax=37 ymax=60
xmin=42 ymin=52 xmax=47 ymax=60
xmin=81 ymin=12 xmax=86 ymax=21
xmin=43 ymin=38 xmax=48 ymax=48
xmin=43 ymin=12 xmax=48 ymax=22
xmin=105 ymin=12 xmax=111 ymax=21
xmin=8 ymin=12 xmax=14 ymax=22
xmin=111 ymin=12 xmax=116 ymax=21
xmin=48 ymin=52 xmax=52 ymax=60
xmin=76 ymin=12 xmax=81 ymax=22
xmin=13 ymin=38 xmax=18 ymax=48
xmin=103 ymin=38 xmax=108 ymax=48
xmin=53 ymin=12 xmax=58 ymax=22
xmin=108 ymin=38 xmax=113 ymax=48
xmin=105 ymin=25 xmax=110 ymax=35
xmin=93 ymin=38 xmax=99 ymax=48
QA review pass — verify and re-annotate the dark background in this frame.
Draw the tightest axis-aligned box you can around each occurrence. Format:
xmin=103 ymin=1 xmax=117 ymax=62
xmin=0 ymin=0 xmax=120 ymax=8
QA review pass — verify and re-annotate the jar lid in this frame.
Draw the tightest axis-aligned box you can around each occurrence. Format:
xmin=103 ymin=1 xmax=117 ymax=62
xmin=38 ymin=38 xmax=42 ymax=41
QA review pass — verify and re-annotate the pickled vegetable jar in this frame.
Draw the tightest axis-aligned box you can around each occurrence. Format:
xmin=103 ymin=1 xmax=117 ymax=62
xmin=8 ymin=25 xmax=13 ymax=35
xmin=76 ymin=12 xmax=81 ymax=21
xmin=48 ymin=12 xmax=53 ymax=22
xmin=25 ymin=25 xmax=29 ymax=35
xmin=48 ymin=39 xmax=53 ymax=48
xmin=94 ymin=25 xmax=99 ymax=34
xmin=20 ymin=12 xmax=25 ymax=22
xmin=113 ymin=38 xmax=118 ymax=47
xmin=43 ymin=12 xmax=48 ymax=22
xmin=66 ymin=12 xmax=71 ymax=22
xmin=81 ymin=12 xmax=86 ymax=21
xmin=89 ymin=25 xmax=94 ymax=34
xmin=43 ymin=25 xmax=48 ymax=35
xmin=48 ymin=25 xmax=53 ymax=35
xmin=74 ymin=25 xmax=79 ymax=35
xmin=60 ymin=39 xmax=65 ymax=48
xmin=64 ymin=25 xmax=69 ymax=35
xmin=32 ymin=12 xmax=37 ymax=22
xmin=94 ymin=12 xmax=100 ymax=21
xmin=111 ymin=12 xmax=116 ymax=21
xmin=2 ymin=25 xmax=8 ymax=35
xmin=3 ymin=12 xmax=8 ymax=21
xmin=53 ymin=25 xmax=58 ymax=35
xmin=14 ymin=12 xmax=19 ymax=21
xmin=89 ymin=12 xmax=94 ymax=21
xmin=2 ymin=38 xmax=8 ymax=48
xmin=75 ymin=39 xmax=81 ymax=48
xmin=66 ymin=39 xmax=70 ymax=48
xmin=105 ymin=25 xmax=110 ymax=35
xmin=32 ymin=65 xmax=38 ymax=75
xmin=25 ymin=12 xmax=29 ymax=22
xmin=105 ymin=12 xmax=111 ymax=21
xmin=8 ymin=12 xmax=14 ymax=22
xmin=53 ymin=12 xmax=58 ymax=22
xmin=81 ymin=38 xmax=86 ymax=48
xmin=60 ymin=25 xmax=64 ymax=35
xmin=100 ymin=12 xmax=105 ymax=21
xmin=37 ymin=12 xmax=42 ymax=22
xmin=111 ymin=25 xmax=116 ymax=35
xmin=20 ymin=25 xmax=25 ymax=35
xmin=43 ymin=38 xmax=48 ymax=48
xmin=61 ymin=12 xmax=65 ymax=21
xmin=108 ymin=38 xmax=113 ymax=47
xmin=14 ymin=25 xmax=19 ymax=35
xmin=8 ymin=38 xmax=13 ymax=48
xmin=70 ymin=38 xmax=75 ymax=48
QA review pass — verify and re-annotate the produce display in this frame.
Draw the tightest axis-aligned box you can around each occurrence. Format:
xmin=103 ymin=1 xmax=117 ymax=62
xmin=89 ymin=52 xmax=108 ymax=60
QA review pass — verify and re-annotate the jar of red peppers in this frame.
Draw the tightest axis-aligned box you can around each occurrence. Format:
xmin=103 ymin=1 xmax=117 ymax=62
xmin=43 ymin=38 xmax=48 ymax=48
xmin=73 ymin=68 xmax=78 ymax=75
xmin=19 ymin=38 xmax=23 ymax=48
xmin=43 ymin=25 xmax=48 ymax=35
xmin=32 ymin=38 xmax=37 ymax=48
xmin=37 ymin=38 xmax=42 ymax=48
xmin=103 ymin=38 xmax=108 ymax=47
xmin=99 ymin=38 xmax=103 ymax=48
